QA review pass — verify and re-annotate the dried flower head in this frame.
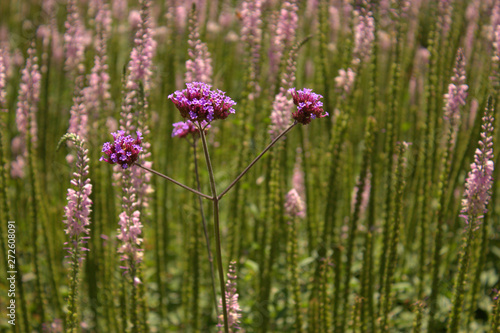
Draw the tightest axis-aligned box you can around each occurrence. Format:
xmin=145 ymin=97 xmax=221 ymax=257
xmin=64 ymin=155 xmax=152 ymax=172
xmin=288 ymin=88 xmax=328 ymax=125
xmin=168 ymin=82 xmax=236 ymax=123
xmin=100 ymin=130 xmax=143 ymax=169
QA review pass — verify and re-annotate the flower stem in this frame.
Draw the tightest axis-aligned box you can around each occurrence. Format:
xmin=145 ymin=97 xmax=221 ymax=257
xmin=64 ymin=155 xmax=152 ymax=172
xmin=198 ymin=128 xmax=229 ymax=333
xmin=135 ymin=163 xmax=213 ymax=200
xmin=192 ymin=140 xmax=219 ymax=317
xmin=218 ymin=122 xmax=297 ymax=200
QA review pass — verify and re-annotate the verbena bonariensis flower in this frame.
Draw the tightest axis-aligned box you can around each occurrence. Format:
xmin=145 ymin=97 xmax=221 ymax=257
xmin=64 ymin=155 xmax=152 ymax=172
xmin=169 ymin=82 xmax=236 ymax=123
xmin=100 ymin=130 xmax=144 ymax=169
xmin=217 ymin=261 xmax=242 ymax=332
xmin=459 ymin=106 xmax=494 ymax=229
xmin=185 ymin=7 xmax=212 ymax=84
xmin=16 ymin=47 xmax=41 ymax=149
xmin=443 ymin=49 xmax=467 ymax=128
xmin=285 ymin=188 xmax=305 ymax=218
xmin=288 ymin=88 xmax=328 ymax=125
xmin=172 ymin=120 xmax=210 ymax=138
xmin=60 ymin=134 xmax=92 ymax=260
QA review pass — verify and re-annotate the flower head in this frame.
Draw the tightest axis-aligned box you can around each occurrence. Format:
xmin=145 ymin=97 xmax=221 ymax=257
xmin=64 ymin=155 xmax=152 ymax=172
xmin=288 ymin=88 xmax=328 ymax=125
xmin=168 ymin=82 xmax=236 ymax=123
xmin=100 ymin=130 xmax=143 ymax=169
xmin=172 ymin=120 xmax=210 ymax=138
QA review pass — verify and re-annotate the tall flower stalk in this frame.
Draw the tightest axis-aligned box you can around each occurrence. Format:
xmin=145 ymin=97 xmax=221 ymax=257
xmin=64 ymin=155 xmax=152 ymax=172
xmin=448 ymin=100 xmax=494 ymax=332
xmin=58 ymin=133 xmax=92 ymax=332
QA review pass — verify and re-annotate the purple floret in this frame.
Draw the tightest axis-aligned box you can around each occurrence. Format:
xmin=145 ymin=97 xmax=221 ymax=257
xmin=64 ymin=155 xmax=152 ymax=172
xmin=168 ymin=82 xmax=236 ymax=123
xmin=100 ymin=130 xmax=143 ymax=169
xmin=288 ymin=88 xmax=328 ymax=125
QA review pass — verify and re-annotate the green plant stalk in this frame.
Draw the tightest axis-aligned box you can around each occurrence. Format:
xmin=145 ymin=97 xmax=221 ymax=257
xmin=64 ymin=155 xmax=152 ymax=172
xmin=324 ymin=110 xmax=349 ymax=331
xmin=378 ymin=61 xmax=400 ymax=300
xmin=259 ymin=144 xmax=284 ymax=333
xmin=288 ymin=215 xmax=302 ymax=333
xmin=192 ymin=140 xmax=219 ymax=317
xmin=299 ymin=126 xmax=315 ymax=254
xmin=199 ymin=128 xmax=229 ymax=333
xmin=428 ymin=124 xmax=456 ymax=329
xmin=380 ymin=143 xmax=408 ymax=332
xmin=27 ymin=117 xmax=45 ymax=327
xmin=339 ymin=117 xmax=375 ymax=331
xmin=130 ymin=265 xmax=139 ymax=333
xmin=420 ymin=13 xmax=439 ymax=331
xmin=447 ymin=219 xmax=476 ymax=332
xmin=490 ymin=290 xmax=500 ymax=332
xmin=139 ymin=269 xmax=149 ymax=333
xmin=360 ymin=230 xmax=374 ymax=333
xmin=66 ymin=246 xmax=80 ymax=332
xmin=412 ymin=302 xmax=424 ymax=333
xmin=320 ymin=259 xmax=331 ymax=332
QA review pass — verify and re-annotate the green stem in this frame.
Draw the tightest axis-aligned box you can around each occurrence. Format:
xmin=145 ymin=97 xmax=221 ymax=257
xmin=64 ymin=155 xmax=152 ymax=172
xmin=192 ymin=140 xmax=219 ymax=317
xmin=218 ymin=122 xmax=297 ymax=200
xmin=199 ymin=129 xmax=229 ymax=333
xmin=448 ymin=220 xmax=475 ymax=332
xmin=135 ymin=163 xmax=212 ymax=200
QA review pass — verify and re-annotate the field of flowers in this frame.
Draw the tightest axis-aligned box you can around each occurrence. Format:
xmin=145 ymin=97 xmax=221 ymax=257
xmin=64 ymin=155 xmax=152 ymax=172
xmin=0 ymin=0 xmax=499 ymax=332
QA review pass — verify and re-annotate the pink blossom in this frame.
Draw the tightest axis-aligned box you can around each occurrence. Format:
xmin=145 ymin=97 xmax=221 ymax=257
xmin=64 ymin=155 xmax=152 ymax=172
xmin=217 ymin=262 xmax=242 ymax=332
xmin=64 ymin=0 xmax=90 ymax=73
xmin=62 ymin=135 xmax=93 ymax=260
xmin=240 ymin=0 xmax=262 ymax=85
xmin=353 ymin=7 xmax=375 ymax=64
xmin=443 ymin=49 xmax=467 ymax=128
xmin=285 ymin=189 xmax=305 ymax=218
xmin=269 ymin=92 xmax=293 ymax=140
xmin=84 ymin=0 xmax=111 ymax=123
xmin=268 ymin=1 xmax=298 ymax=80
xmin=0 ymin=50 xmax=6 ymax=111
xmin=16 ymin=47 xmax=41 ymax=154
xmin=460 ymin=106 xmax=494 ymax=228
xmin=185 ymin=8 xmax=212 ymax=84
xmin=335 ymin=68 xmax=356 ymax=97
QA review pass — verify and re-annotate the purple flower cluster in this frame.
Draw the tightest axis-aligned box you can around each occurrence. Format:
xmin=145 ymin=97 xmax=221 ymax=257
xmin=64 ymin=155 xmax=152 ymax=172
xmin=460 ymin=107 xmax=494 ymax=227
xmin=172 ymin=120 xmax=210 ymax=138
xmin=168 ymin=82 xmax=236 ymax=123
xmin=288 ymin=88 xmax=328 ymax=125
xmin=100 ymin=131 xmax=143 ymax=169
